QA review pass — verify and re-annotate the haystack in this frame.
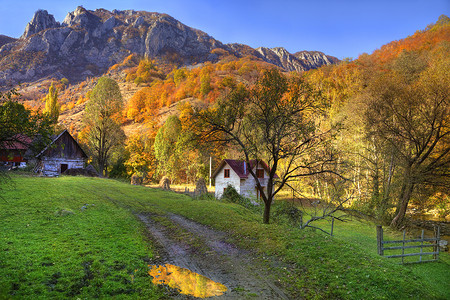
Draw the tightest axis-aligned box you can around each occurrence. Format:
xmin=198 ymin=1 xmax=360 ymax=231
xmin=159 ymin=176 xmax=171 ymax=190
xmin=195 ymin=178 xmax=208 ymax=196
xmin=131 ymin=173 xmax=143 ymax=185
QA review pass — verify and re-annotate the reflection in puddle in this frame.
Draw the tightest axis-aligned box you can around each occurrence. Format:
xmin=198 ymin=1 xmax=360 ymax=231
xmin=149 ymin=264 xmax=227 ymax=298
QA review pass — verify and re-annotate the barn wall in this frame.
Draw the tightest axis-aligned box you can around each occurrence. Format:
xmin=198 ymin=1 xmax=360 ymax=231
xmin=38 ymin=157 xmax=84 ymax=176
xmin=214 ymin=163 xmax=241 ymax=198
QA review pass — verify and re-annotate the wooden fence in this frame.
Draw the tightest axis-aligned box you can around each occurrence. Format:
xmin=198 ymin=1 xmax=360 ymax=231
xmin=377 ymin=225 xmax=440 ymax=264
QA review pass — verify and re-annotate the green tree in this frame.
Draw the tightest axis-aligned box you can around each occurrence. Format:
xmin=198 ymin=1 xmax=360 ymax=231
xmin=1 ymin=88 xmax=53 ymax=197
xmin=193 ymin=69 xmax=339 ymax=224
xmin=1 ymin=89 xmax=53 ymax=154
xmin=42 ymin=83 xmax=59 ymax=124
xmin=173 ymin=68 xmax=187 ymax=87
xmin=154 ymin=115 xmax=182 ymax=181
xmin=200 ymin=73 xmax=211 ymax=96
xmin=83 ymin=77 xmax=126 ymax=177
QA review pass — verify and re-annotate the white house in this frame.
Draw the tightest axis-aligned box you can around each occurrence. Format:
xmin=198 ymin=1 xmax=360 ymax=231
xmin=212 ymin=159 xmax=276 ymax=199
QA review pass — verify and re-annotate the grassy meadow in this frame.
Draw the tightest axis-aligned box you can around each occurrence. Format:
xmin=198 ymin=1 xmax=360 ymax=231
xmin=1 ymin=174 xmax=449 ymax=299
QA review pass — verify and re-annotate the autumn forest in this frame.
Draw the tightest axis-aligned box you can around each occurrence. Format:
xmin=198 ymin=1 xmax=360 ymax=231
xmin=2 ymin=15 xmax=449 ymax=228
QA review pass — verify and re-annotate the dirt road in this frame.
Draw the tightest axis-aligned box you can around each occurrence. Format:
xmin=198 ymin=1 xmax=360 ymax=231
xmin=137 ymin=212 xmax=291 ymax=299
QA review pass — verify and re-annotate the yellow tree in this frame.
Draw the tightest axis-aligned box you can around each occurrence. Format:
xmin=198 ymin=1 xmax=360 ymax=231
xmin=364 ymin=48 xmax=449 ymax=228
xmin=125 ymin=133 xmax=156 ymax=180
xmin=42 ymin=83 xmax=59 ymax=124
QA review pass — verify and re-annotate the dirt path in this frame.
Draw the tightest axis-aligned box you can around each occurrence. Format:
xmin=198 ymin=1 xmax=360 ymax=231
xmin=137 ymin=212 xmax=290 ymax=299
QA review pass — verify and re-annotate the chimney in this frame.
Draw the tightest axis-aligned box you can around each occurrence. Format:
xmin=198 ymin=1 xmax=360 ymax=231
xmin=243 ymin=161 xmax=246 ymax=174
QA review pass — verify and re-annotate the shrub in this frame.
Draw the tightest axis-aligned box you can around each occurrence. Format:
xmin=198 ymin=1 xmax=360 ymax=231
xmin=60 ymin=78 xmax=69 ymax=86
xmin=196 ymin=192 xmax=215 ymax=201
xmin=221 ymin=185 xmax=257 ymax=210
xmin=272 ymin=201 xmax=303 ymax=227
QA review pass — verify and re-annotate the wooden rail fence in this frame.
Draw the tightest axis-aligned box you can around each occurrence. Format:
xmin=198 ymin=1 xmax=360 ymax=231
xmin=377 ymin=225 xmax=440 ymax=264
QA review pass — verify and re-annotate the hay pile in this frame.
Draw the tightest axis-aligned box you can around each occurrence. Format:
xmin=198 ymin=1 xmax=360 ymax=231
xmin=195 ymin=178 xmax=208 ymax=196
xmin=159 ymin=176 xmax=171 ymax=190
xmin=131 ymin=173 xmax=143 ymax=185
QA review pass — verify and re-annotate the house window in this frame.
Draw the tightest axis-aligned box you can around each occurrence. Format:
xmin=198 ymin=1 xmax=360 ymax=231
xmin=224 ymin=169 xmax=230 ymax=178
xmin=256 ymin=169 xmax=264 ymax=178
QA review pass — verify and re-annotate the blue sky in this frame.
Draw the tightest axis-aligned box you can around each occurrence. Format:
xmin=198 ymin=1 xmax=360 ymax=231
xmin=0 ymin=0 xmax=448 ymax=59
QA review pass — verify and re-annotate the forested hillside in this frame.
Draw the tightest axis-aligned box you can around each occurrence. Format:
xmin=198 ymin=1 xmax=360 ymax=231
xmin=303 ymin=15 xmax=449 ymax=226
xmin=2 ymin=14 xmax=448 ymax=228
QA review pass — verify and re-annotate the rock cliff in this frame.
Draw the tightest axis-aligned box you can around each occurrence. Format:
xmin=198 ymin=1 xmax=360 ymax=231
xmin=0 ymin=7 xmax=339 ymax=85
xmin=255 ymin=47 xmax=339 ymax=72
xmin=0 ymin=35 xmax=16 ymax=48
xmin=21 ymin=9 xmax=60 ymax=38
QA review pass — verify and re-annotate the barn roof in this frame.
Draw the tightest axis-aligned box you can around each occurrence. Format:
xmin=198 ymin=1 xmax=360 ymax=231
xmin=36 ymin=130 xmax=87 ymax=159
xmin=212 ymin=159 xmax=278 ymax=179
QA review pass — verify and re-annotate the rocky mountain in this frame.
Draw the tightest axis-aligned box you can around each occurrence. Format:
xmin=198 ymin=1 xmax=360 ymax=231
xmin=0 ymin=6 xmax=339 ymax=86
xmin=256 ymin=47 xmax=339 ymax=72
xmin=0 ymin=35 xmax=16 ymax=48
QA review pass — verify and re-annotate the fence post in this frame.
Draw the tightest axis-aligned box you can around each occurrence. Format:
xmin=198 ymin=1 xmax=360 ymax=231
xmin=433 ymin=225 xmax=440 ymax=260
xmin=420 ymin=229 xmax=424 ymax=262
xmin=401 ymin=230 xmax=406 ymax=264
xmin=376 ymin=225 xmax=383 ymax=256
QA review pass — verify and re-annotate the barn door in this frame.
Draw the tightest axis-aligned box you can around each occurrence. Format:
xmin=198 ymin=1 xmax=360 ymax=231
xmin=60 ymin=163 xmax=68 ymax=174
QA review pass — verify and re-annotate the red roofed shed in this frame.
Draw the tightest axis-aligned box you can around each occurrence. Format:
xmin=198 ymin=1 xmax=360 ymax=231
xmin=0 ymin=134 xmax=32 ymax=166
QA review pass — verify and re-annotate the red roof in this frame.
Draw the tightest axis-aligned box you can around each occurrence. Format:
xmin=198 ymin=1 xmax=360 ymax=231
xmin=212 ymin=159 xmax=278 ymax=179
xmin=0 ymin=134 xmax=32 ymax=150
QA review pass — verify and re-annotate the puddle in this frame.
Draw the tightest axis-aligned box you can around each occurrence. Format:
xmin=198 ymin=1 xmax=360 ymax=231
xmin=149 ymin=264 xmax=227 ymax=298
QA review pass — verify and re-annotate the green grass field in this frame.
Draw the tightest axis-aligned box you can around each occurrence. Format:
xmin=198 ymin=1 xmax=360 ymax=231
xmin=1 ymin=174 xmax=449 ymax=299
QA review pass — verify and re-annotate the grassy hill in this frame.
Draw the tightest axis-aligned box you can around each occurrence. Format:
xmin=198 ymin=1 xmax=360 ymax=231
xmin=1 ymin=174 xmax=449 ymax=299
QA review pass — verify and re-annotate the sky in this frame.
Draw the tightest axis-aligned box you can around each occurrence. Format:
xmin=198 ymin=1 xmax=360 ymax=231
xmin=0 ymin=0 xmax=448 ymax=59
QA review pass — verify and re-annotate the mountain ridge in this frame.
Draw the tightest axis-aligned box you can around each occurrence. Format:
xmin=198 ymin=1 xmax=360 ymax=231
xmin=0 ymin=7 xmax=338 ymax=86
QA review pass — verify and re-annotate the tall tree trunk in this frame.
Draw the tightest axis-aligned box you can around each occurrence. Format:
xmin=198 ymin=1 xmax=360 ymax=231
xmin=263 ymin=198 xmax=272 ymax=224
xmin=383 ymin=151 xmax=395 ymax=201
xmin=104 ymin=158 xmax=108 ymax=177
xmin=391 ymin=179 xmax=415 ymax=228
xmin=380 ymin=151 xmax=395 ymax=220
xmin=373 ymin=167 xmax=380 ymax=200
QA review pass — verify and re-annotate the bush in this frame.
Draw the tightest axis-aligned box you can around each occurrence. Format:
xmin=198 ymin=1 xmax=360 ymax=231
xmin=196 ymin=192 xmax=215 ymax=201
xmin=221 ymin=185 xmax=258 ymax=210
xmin=272 ymin=201 xmax=303 ymax=226
xmin=60 ymin=78 xmax=69 ymax=86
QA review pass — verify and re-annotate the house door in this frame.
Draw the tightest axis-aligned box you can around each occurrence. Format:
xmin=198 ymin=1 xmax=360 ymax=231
xmin=256 ymin=187 xmax=265 ymax=200
xmin=60 ymin=163 xmax=68 ymax=174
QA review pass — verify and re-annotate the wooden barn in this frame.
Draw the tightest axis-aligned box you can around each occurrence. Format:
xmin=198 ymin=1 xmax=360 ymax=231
xmin=35 ymin=130 xmax=87 ymax=176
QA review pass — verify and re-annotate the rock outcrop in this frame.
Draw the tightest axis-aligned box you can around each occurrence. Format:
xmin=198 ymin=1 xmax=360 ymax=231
xmin=255 ymin=47 xmax=339 ymax=72
xmin=0 ymin=6 xmax=339 ymax=85
xmin=0 ymin=35 xmax=16 ymax=48
xmin=21 ymin=9 xmax=60 ymax=39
